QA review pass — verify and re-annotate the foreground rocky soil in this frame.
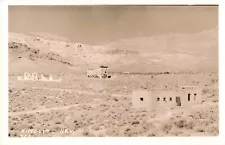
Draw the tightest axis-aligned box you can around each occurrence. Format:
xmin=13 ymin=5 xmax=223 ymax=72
xmin=8 ymin=27 xmax=218 ymax=137
xmin=8 ymin=72 xmax=218 ymax=137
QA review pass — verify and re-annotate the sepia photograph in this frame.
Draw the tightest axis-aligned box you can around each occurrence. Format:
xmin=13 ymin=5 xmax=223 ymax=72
xmin=7 ymin=5 xmax=219 ymax=137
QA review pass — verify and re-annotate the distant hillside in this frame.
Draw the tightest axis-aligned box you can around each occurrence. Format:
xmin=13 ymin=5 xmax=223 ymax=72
xmin=8 ymin=28 xmax=218 ymax=74
xmin=8 ymin=32 xmax=120 ymax=73
xmin=105 ymin=28 xmax=218 ymax=73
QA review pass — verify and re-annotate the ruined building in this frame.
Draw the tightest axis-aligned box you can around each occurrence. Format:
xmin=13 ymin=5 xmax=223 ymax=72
xmin=23 ymin=72 xmax=39 ymax=81
xmin=87 ymin=65 xmax=111 ymax=79
xmin=17 ymin=72 xmax=61 ymax=82
xmin=132 ymin=87 xmax=202 ymax=111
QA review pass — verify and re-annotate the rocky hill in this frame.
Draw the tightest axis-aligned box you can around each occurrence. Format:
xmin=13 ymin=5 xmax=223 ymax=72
xmin=8 ymin=28 xmax=218 ymax=74
xmin=106 ymin=28 xmax=218 ymax=73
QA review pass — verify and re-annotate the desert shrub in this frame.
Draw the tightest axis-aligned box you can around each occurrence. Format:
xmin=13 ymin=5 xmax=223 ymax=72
xmin=197 ymin=128 xmax=205 ymax=132
xmin=82 ymin=129 xmax=95 ymax=137
xmin=28 ymin=125 xmax=34 ymax=129
xmin=106 ymin=128 xmax=115 ymax=136
xmin=55 ymin=121 xmax=61 ymax=124
xmin=162 ymin=124 xmax=172 ymax=132
xmin=172 ymin=118 xmax=195 ymax=130
xmin=131 ymin=120 xmax=140 ymax=125
xmin=174 ymin=120 xmax=186 ymax=128
xmin=186 ymin=121 xmax=195 ymax=130
xmin=211 ymin=78 xmax=218 ymax=84
xmin=92 ymin=125 xmax=100 ymax=130
xmin=147 ymin=132 xmax=156 ymax=137
xmin=97 ymin=132 xmax=105 ymax=137
xmin=202 ymin=88 xmax=210 ymax=94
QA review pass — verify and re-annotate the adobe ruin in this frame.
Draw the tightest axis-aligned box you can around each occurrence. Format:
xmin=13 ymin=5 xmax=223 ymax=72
xmin=17 ymin=72 xmax=61 ymax=82
xmin=132 ymin=87 xmax=202 ymax=112
xmin=87 ymin=65 xmax=111 ymax=79
xmin=24 ymin=72 xmax=39 ymax=81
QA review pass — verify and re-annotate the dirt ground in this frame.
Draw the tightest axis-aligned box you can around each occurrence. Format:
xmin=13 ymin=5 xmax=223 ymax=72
xmin=7 ymin=6 xmax=218 ymax=137
xmin=8 ymin=72 xmax=218 ymax=137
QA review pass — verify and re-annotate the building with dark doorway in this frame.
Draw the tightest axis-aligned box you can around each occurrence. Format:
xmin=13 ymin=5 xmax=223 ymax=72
xmin=132 ymin=87 xmax=202 ymax=112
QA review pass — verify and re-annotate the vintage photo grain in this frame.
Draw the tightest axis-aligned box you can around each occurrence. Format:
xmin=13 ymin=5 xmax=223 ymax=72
xmin=8 ymin=5 xmax=218 ymax=137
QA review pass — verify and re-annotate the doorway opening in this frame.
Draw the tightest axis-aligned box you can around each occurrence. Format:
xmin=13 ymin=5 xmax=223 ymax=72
xmin=176 ymin=96 xmax=181 ymax=106
xmin=188 ymin=94 xmax=191 ymax=101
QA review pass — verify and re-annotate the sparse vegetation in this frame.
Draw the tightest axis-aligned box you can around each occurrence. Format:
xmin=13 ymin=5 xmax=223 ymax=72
xmin=8 ymin=29 xmax=218 ymax=137
xmin=8 ymin=72 xmax=218 ymax=137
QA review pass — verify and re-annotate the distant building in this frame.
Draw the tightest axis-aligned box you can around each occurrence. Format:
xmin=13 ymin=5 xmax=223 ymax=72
xmin=87 ymin=65 xmax=111 ymax=79
xmin=132 ymin=87 xmax=202 ymax=112
xmin=24 ymin=72 xmax=39 ymax=81
xmin=17 ymin=72 xmax=61 ymax=82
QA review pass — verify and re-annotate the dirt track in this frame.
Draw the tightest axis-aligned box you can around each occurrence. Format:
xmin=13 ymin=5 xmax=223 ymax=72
xmin=8 ymin=72 xmax=219 ymax=137
xmin=9 ymin=87 xmax=129 ymax=116
xmin=8 ymin=5 xmax=218 ymax=137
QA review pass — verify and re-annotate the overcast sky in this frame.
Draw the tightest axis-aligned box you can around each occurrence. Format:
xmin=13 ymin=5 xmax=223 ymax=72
xmin=9 ymin=6 xmax=218 ymax=45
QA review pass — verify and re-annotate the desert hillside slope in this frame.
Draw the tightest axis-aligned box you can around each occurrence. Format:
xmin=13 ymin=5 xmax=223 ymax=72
xmin=8 ymin=28 xmax=218 ymax=74
xmin=106 ymin=28 xmax=218 ymax=72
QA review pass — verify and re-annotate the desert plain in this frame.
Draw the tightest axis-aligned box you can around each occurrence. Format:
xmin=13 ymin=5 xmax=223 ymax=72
xmin=8 ymin=6 xmax=219 ymax=137
xmin=8 ymin=28 xmax=219 ymax=137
